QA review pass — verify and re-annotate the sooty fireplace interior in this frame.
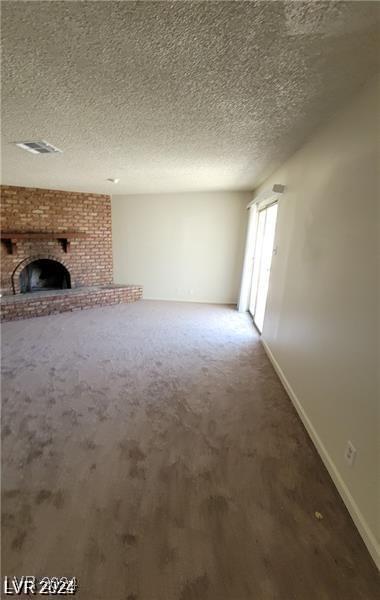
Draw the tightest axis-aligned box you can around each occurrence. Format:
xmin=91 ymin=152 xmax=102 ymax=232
xmin=19 ymin=259 xmax=71 ymax=293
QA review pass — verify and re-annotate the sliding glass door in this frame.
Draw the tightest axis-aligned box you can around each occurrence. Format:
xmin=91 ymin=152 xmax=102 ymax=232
xmin=249 ymin=202 xmax=278 ymax=333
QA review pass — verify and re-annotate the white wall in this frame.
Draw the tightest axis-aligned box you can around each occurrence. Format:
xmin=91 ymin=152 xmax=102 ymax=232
xmin=112 ymin=191 xmax=250 ymax=304
xmin=254 ymin=76 xmax=379 ymax=566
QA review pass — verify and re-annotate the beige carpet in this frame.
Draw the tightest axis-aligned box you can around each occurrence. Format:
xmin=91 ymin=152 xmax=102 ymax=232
xmin=2 ymin=301 xmax=379 ymax=599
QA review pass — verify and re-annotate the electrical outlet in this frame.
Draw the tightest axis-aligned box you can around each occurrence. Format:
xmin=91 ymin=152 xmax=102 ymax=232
xmin=344 ymin=441 xmax=356 ymax=467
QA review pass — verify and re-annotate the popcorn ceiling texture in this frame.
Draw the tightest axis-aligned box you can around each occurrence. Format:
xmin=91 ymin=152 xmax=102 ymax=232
xmin=2 ymin=1 xmax=379 ymax=194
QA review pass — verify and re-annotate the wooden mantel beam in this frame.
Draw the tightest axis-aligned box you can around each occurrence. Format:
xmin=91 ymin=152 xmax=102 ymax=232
xmin=0 ymin=232 xmax=88 ymax=254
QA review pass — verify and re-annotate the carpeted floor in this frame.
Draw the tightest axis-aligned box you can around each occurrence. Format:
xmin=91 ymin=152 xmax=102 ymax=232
xmin=2 ymin=301 xmax=379 ymax=599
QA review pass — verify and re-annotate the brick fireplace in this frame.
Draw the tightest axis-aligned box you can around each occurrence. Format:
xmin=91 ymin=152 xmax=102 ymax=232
xmin=1 ymin=185 xmax=142 ymax=320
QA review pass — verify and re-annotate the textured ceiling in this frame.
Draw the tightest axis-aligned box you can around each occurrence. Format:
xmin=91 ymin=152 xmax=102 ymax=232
xmin=1 ymin=0 xmax=380 ymax=195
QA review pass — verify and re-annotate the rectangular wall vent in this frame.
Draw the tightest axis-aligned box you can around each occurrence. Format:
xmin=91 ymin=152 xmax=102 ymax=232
xmin=15 ymin=140 xmax=63 ymax=155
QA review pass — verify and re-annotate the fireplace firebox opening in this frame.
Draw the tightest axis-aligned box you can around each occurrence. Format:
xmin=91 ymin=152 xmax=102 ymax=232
xmin=19 ymin=259 xmax=71 ymax=293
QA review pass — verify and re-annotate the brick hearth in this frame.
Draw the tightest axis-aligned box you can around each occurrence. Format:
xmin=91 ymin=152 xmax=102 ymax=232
xmin=1 ymin=285 xmax=143 ymax=321
xmin=1 ymin=185 xmax=143 ymax=320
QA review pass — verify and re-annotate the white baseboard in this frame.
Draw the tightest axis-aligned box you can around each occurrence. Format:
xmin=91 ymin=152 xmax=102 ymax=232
xmin=261 ymin=338 xmax=380 ymax=570
xmin=142 ymin=296 xmax=237 ymax=305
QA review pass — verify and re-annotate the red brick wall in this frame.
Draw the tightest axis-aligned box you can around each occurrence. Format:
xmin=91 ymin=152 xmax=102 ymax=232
xmin=1 ymin=186 xmax=113 ymax=294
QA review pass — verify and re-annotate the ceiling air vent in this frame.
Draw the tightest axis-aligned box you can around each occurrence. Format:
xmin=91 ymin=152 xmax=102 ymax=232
xmin=15 ymin=140 xmax=63 ymax=155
